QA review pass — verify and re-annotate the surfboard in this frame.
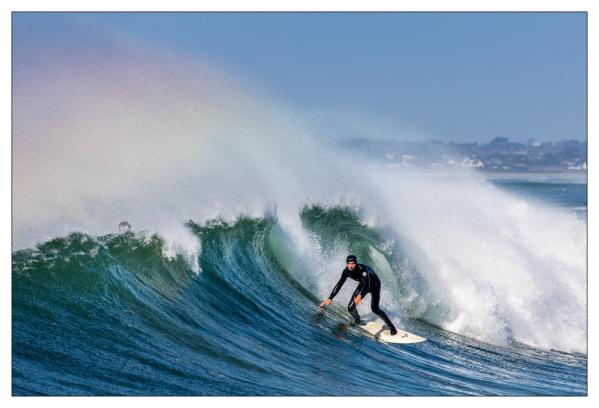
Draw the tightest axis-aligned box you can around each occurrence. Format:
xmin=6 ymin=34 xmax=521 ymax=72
xmin=360 ymin=321 xmax=426 ymax=344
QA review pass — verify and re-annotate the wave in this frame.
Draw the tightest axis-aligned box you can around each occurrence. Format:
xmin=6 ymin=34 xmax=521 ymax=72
xmin=12 ymin=204 xmax=588 ymax=395
xmin=13 ymin=200 xmax=587 ymax=356
xmin=13 ymin=19 xmax=586 ymax=364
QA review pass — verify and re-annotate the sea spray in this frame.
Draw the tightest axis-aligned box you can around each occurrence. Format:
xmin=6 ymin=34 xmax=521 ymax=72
xmin=363 ymin=168 xmax=587 ymax=353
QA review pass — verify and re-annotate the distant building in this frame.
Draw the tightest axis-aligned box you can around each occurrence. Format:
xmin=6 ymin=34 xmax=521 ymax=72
xmin=337 ymin=136 xmax=586 ymax=173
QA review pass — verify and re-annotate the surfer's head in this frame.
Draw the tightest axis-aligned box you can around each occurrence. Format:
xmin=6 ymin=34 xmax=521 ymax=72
xmin=346 ymin=255 xmax=357 ymax=270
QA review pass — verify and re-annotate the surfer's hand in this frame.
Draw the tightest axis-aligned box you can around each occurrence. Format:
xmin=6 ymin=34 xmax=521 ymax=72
xmin=354 ymin=294 xmax=362 ymax=305
xmin=319 ymin=299 xmax=332 ymax=308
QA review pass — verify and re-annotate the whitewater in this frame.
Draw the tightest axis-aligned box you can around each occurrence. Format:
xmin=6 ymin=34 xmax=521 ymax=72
xmin=12 ymin=21 xmax=587 ymax=395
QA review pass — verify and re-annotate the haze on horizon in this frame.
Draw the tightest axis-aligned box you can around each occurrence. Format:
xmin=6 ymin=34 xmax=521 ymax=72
xmin=14 ymin=12 xmax=587 ymax=144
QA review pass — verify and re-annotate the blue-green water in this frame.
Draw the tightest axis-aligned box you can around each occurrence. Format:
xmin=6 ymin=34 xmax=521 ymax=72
xmin=12 ymin=175 xmax=587 ymax=396
xmin=489 ymin=173 xmax=587 ymax=216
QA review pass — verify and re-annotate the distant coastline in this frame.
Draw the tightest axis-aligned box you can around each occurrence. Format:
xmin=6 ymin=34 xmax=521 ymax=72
xmin=341 ymin=137 xmax=587 ymax=173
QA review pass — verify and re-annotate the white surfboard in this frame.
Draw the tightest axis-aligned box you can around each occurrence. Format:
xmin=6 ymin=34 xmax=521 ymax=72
xmin=360 ymin=321 xmax=426 ymax=344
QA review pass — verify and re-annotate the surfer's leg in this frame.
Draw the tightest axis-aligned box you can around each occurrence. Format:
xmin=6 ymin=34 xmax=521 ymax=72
xmin=370 ymin=282 xmax=397 ymax=335
xmin=347 ymin=287 xmax=362 ymax=324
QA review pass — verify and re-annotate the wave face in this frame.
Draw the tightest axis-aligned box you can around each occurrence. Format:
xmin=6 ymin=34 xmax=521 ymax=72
xmin=13 ymin=206 xmax=587 ymax=395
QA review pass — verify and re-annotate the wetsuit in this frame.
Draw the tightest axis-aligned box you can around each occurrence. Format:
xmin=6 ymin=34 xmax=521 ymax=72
xmin=328 ymin=263 xmax=396 ymax=332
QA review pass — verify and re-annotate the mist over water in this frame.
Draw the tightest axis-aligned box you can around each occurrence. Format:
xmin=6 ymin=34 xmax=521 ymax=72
xmin=13 ymin=21 xmax=586 ymax=355
xmin=367 ymin=169 xmax=586 ymax=353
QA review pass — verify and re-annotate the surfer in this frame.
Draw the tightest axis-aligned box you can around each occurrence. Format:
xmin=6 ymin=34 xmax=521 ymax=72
xmin=320 ymin=255 xmax=398 ymax=335
xmin=118 ymin=221 xmax=132 ymax=234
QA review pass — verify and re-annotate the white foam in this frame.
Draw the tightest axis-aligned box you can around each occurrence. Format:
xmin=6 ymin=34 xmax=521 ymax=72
xmin=158 ymin=225 xmax=202 ymax=275
xmin=368 ymin=168 xmax=587 ymax=353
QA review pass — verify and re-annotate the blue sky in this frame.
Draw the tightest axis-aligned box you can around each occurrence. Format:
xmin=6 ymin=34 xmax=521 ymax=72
xmin=14 ymin=12 xmax=587 ymax=143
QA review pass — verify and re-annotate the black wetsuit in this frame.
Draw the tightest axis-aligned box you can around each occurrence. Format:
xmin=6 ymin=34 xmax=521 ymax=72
xmin=328 ymin=263 xmax=396 ymax=332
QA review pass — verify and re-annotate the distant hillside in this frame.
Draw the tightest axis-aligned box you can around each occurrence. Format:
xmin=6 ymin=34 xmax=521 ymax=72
xmin=340 ymin=137 xmax=587 ymax=172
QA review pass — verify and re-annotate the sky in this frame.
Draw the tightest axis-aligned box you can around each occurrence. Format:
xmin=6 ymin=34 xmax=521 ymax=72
xmin=13 ymin=12 xmax=587 ymax=143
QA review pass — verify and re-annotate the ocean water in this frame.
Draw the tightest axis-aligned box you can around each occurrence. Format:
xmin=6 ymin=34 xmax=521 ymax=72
xmin=12 ymin=20 xmax=587 ymax=396
xmin=12 ymin=174 xmax=587 ymax=396
xmin=488 ymin=174 xmax=587 ymax=218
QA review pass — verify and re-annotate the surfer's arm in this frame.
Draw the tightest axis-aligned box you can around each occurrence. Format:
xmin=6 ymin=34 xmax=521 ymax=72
xmin=328 ymin=270 xmax=349 ymax=300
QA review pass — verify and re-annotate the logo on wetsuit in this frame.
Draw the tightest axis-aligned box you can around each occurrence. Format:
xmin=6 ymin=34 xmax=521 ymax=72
xmin=362 ymin=272 xmax=367 ymax=276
